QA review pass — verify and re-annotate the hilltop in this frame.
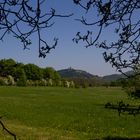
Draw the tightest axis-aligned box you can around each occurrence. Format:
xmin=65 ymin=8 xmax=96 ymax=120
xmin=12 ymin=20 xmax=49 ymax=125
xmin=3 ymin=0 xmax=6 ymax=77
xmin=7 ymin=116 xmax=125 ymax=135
xmin=57 ymin=67 xmax=128 ymax=82
xmin=57 ymin=67 xmax=98 ymax=79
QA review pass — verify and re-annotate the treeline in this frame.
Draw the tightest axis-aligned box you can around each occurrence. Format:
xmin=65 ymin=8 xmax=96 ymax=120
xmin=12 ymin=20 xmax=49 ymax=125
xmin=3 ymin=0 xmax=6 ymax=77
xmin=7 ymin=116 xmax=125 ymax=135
xmin=0 ymin=59 xmax=74 ymax=87
xmin=64 ymin=77 xmax=125 ymax=88
xmin=0 ymin=58 xmax=128 ymax=88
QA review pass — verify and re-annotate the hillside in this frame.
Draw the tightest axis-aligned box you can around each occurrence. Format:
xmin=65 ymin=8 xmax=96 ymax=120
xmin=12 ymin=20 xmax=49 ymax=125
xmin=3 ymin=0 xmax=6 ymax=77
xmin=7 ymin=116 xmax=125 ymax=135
xmin=57 ymin=68 xmax=129 ymax=82
xmin=102 ymin=74 xmax=124 ymax=82
xmin=57 ymin=68 xmax=98 ymax=79
xmin=102 ymin=71 xmax=133 ymax=82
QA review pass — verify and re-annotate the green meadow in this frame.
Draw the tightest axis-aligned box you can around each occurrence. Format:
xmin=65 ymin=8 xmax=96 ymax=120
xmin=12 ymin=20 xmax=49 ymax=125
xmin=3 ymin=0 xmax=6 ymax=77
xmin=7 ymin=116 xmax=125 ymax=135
xmin=0 ymin=87 xmax=139 ymax=140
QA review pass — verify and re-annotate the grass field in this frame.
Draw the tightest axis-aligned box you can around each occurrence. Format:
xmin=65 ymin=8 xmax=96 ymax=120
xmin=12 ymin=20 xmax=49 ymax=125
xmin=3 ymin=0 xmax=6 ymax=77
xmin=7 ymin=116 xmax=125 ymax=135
xmin=0 ymin=87 xmax=139 ymax=140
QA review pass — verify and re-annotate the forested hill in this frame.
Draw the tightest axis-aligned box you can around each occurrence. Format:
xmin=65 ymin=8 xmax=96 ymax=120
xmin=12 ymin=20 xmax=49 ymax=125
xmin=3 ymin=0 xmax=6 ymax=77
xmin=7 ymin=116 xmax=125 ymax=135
xmin=57 ymin=68 xmax=129 ymax=82
xmin=102 ymin=74 xmax=125 ymax=82
xmin=57 ymin=68 xmax=98 ymax=79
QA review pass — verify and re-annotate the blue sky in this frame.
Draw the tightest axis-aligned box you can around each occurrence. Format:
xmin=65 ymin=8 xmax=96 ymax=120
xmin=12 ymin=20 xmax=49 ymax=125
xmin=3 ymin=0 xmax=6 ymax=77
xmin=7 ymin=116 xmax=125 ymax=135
xmin=0 ymin=0 xmax=122 ymax=76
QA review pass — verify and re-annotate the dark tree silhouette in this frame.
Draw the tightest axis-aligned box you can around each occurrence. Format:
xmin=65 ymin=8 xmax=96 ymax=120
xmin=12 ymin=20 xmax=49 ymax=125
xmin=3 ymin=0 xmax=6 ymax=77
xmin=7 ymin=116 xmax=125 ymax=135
xmin=0 ymin=0 xmax=72 ymax=58
xmin=0 ymin=118 xmax=17 ymax=140
xmin=73 ymin=0 xmax=140 ymax=75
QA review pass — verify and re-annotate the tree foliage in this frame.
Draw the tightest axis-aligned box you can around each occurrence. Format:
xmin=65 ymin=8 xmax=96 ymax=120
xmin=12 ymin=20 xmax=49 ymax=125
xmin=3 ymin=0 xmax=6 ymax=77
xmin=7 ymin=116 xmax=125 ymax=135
xmin=16 ymin=68 xmax=27 ymax=86
xmin=0 ymin=59 xmax=16 ymax=76
xmin=0 ymin=59 xmax=61 ymax=86
xmin=123 ymin=65 xmax=140 ymax=98
xmin=24 ymin=64 xmax=42 ymax=81
xmin=43 ymin=67 xmax=60 ymax=80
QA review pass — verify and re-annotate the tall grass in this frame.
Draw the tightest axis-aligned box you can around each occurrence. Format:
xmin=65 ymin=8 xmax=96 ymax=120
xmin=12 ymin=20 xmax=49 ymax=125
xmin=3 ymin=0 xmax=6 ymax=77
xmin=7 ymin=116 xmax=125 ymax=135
xmin=0 ymin=87 xmax=139 ymax=139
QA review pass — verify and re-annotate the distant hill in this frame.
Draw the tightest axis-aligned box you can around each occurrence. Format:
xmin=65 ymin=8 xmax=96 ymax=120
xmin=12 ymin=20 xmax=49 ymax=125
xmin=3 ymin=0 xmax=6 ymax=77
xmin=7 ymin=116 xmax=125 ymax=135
xmin=102 ymin=71 xmax=133 ymax=82
xmin=102 ymin=74 xmax=124 ymax=82
xmin=57 ymin=68 xmax=98 ymax=79
xmin=58 ymin=68 xmax=131 ymax=82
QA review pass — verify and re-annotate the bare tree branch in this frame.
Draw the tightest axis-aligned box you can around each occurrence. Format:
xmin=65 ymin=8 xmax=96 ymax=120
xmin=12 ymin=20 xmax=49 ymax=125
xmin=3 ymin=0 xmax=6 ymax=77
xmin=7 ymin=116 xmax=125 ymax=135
xmin=0 ymin=0 xmax=73 ymax=58
xmin=0 ymin=117 xmax=17 ymax=140
xmin=73 ymin=0 xmax=140 ymax=74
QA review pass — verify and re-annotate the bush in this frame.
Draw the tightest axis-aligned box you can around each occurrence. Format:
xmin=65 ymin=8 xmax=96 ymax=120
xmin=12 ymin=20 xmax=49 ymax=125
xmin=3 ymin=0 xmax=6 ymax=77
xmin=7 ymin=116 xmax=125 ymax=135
xmin=16 ymin=70 xmax=27 ymax=86
xmin=0 ymin=78 xmax=6 ymax=86
xmin=17 ymin=78 xmax=26 ymax=86
xmin=47 ymin=79 xmax=53 ymax=86
xmin=7 ymin=75 xmax=15 ymax=86
xmin=124 ymin=74 xmax=140 ymax=98
xmin=131 ymin=88 xmax=140 ymax=98
xmin=38 ymin=79 xmax=47 ymax=86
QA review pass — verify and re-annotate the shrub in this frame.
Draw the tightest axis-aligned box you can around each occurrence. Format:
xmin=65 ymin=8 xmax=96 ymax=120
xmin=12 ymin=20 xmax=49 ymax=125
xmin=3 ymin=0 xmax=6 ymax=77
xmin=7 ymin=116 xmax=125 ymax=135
xmin=124 ymin=74 xmax=140 ymax=98
xmin=16 ymin=69 xmax=27 ymax=86
xmin=47 ymin=79 xmax=53 ymax=86
xmin=7 ymin=75 xmax=15 ymax=86
xmin=38 ymin=79 xmax=47 ymax=86
xmin=0 ymin=78 xmax=6 ymax=86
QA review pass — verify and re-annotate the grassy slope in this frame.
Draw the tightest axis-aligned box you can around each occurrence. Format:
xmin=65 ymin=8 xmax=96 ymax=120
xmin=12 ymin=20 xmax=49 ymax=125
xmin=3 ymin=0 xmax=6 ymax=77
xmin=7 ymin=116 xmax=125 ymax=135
xmin=0 ymin=87 xmax=139 ymax=139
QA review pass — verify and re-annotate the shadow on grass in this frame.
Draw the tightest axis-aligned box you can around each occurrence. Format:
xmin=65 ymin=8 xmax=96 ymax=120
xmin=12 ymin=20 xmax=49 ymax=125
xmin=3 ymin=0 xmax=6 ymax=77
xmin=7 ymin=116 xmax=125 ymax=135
xmin=102 ymin=136 xmax=140 ymax=140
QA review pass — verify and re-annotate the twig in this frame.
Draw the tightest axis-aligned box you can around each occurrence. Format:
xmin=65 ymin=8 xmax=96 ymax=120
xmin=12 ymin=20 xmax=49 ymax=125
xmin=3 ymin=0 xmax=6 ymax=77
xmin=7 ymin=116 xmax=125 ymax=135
xmin=0 ymin=118 xmax=17 ymax=140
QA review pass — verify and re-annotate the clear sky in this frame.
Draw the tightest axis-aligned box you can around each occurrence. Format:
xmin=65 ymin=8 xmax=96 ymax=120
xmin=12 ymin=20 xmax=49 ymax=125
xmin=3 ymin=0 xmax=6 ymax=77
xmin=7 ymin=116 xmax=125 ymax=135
xmin=0 ymin=0 xmax=122 ymax=76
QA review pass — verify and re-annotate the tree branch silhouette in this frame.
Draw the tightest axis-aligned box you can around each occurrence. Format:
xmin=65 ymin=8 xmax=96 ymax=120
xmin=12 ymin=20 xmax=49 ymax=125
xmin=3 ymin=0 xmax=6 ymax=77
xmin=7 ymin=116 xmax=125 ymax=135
xmin=0 ymin=1 xmax=73 ymax=138
xmin=73 ymin=0 xmax=140 ymax=74
xmin=0 ymin=0 xmax=73 ymax=58
xmin=0 ymin=117 xmax=17 ymax=140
